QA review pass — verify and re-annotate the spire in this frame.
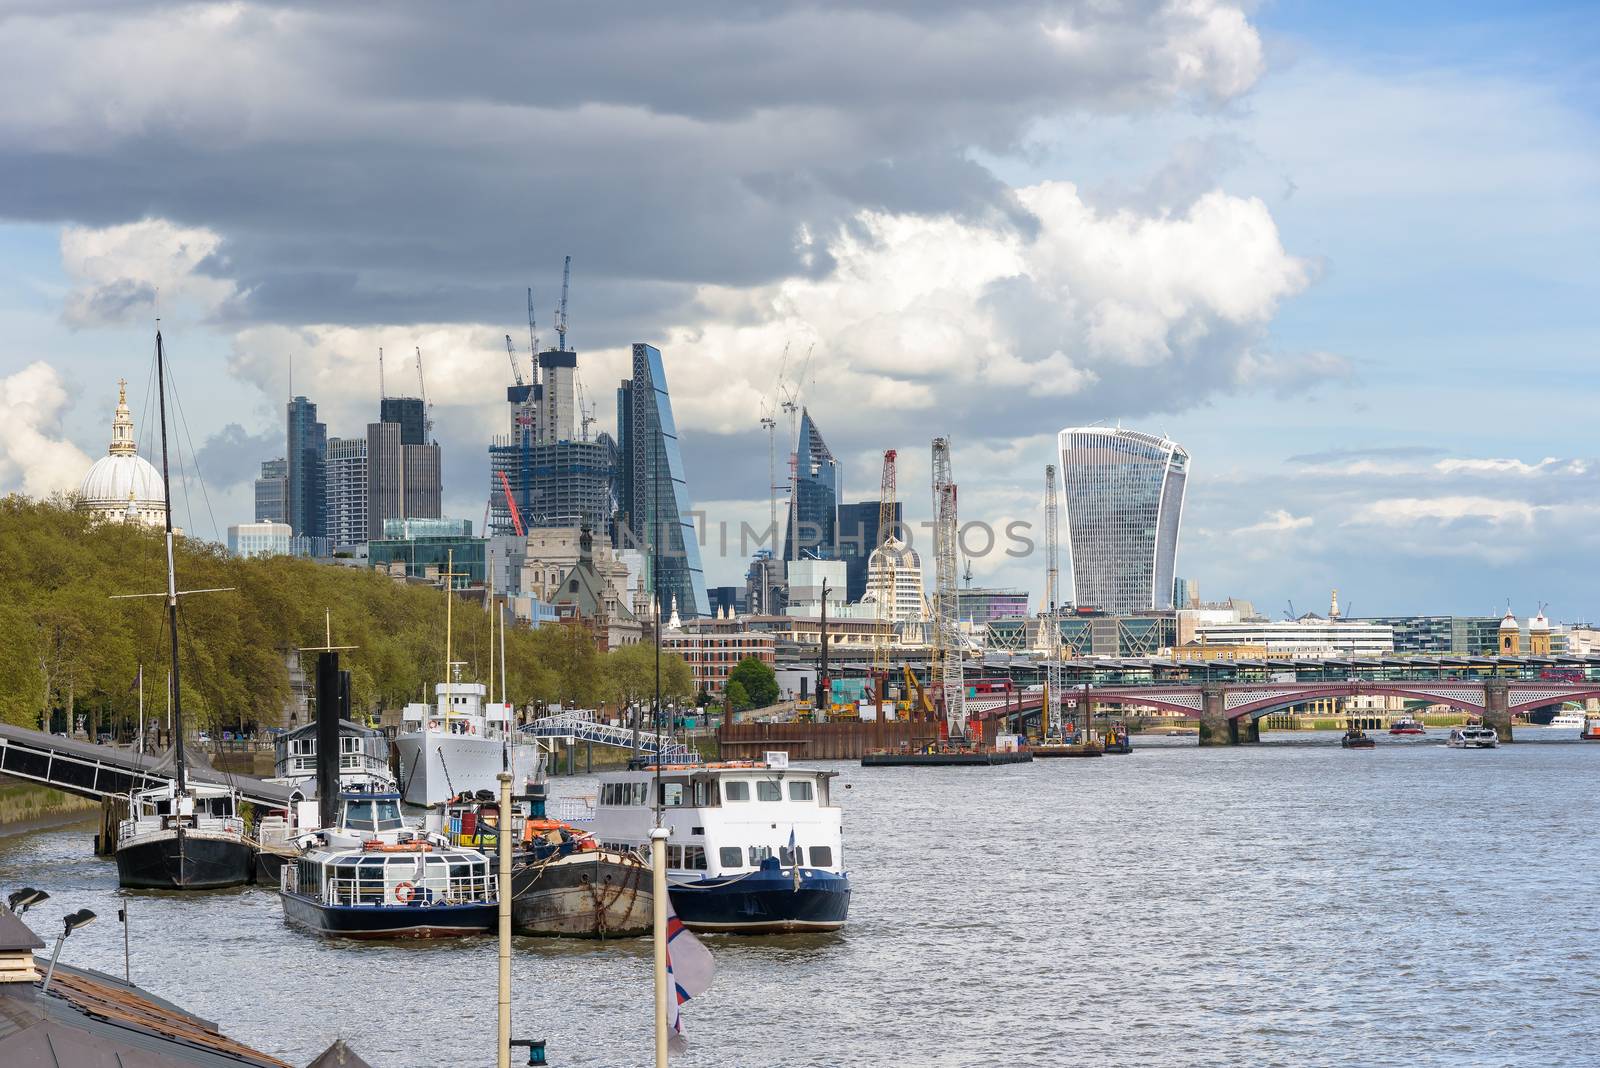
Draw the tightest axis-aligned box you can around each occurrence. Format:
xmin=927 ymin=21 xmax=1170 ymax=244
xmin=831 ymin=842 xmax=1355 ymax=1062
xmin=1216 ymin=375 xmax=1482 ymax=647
xmin=108 ymin=378 xmax=137 ymax=456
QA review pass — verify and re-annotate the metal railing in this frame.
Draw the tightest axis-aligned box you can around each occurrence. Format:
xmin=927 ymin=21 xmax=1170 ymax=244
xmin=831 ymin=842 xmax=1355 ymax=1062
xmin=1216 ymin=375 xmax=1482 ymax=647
xmin=118 ymin=814 xmax=245 ymax=847
xmin=316 ymin=874 xmax=497 ymax=907
xmin=522 ymin=710 xmax=701 ymax=764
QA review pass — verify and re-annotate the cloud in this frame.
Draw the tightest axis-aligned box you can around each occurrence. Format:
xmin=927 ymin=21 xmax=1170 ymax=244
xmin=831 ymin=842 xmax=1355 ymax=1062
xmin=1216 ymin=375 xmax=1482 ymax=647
xmin=195 ymin=423 xmax=283 ymax=489
xmin=1345 ymin=496 xmax=1542 ymax=527
xmin=0 ymin=362 xmax=95 ymax=497
xmin=1232 ymin=509 xmax=1311 ymax=536
xmin=1286 ymin=445 xmax=1445 ymax=465
xmin=1432 ymin=457 xmax=1587 ymax=478
xmin=60 ymin=218 xmax=240 ymax=327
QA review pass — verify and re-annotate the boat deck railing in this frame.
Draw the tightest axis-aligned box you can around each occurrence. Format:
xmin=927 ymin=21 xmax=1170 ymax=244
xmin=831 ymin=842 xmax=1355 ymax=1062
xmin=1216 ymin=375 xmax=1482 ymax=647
xmin=117 ymin=814 xmax=245 ymax=848
xmin=313 ymin=874 xmax=498 ymax=908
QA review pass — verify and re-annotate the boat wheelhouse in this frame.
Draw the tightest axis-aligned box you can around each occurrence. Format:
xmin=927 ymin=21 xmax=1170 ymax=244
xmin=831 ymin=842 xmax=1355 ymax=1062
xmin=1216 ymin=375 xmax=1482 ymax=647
xmin=272 ymin=717 xmax=396 ymax=794
xmin=116 ymin=780 xmax=252 ymax=889
xmin=1388 ymin=717 xmax=1425 ymax=735
xmin=279 ymin=792 xmax=496 ymax=939
xmin=394 ymin=670 xmax=541 ymax=806
xmin=585 ymin=757 xmax=850 ymax=934
xmin=1447 ymin=726 xmax=1500 ymax=749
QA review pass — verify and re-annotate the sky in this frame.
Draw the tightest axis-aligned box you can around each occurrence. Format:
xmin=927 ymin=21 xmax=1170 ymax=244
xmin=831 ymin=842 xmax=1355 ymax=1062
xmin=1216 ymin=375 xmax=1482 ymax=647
xmin=2 ymin=1 xmax=1596 ymax=620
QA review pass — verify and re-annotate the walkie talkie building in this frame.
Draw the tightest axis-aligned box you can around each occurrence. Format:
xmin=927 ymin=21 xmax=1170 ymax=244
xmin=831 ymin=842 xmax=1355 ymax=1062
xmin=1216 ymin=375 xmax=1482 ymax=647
xmin=1058 ymin=427 xmax=1189 ymax=616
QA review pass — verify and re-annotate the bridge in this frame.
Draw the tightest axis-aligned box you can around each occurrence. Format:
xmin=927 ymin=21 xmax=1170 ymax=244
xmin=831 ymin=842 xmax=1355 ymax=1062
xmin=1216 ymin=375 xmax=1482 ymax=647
xmin=969 ymin=678 xmax=1600 ymax=745
xmin=0 ymin=722 xmax=299 ymax=807
xmin=522 ymin=710 xmax=701 ymax=764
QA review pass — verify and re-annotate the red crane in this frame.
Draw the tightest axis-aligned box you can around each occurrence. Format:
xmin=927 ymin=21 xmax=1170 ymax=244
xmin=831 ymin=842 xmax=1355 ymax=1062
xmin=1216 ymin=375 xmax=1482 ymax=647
xmin=497 ymin=470 xmax=525 ymax=537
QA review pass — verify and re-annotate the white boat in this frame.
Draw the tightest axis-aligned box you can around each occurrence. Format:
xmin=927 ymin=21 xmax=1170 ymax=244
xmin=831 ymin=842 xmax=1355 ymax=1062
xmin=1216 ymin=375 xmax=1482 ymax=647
xmin=1447 ymin=725 xmax=1500 ymax=749
xmin=394 ymin=669 xmax=541 ymax=806
xmin=1548 ymin=710 xmax=1585 ymax=728
xmin=271 ymin=717 xmax=397 ymax=794
xmin=584 ymin=754 xmax=851 ymax=933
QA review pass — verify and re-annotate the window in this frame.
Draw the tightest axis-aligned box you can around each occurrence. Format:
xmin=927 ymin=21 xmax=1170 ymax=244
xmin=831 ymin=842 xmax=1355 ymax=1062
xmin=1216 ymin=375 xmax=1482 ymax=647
xmin=718 ymin=846 xmax=742 ymax=868
xmin=787 ymin=780 xmax=813 ymax=802
xmin=779 ymin=845 xmax=799 ymax=865
xmin=660 ymin=783 xmax=684 ymax=807
xmin=667 ymin=845 xmax=683 ymax=868
xmin=682 ymin=846 xmax=707 ymax=871
xmin=723 ymin=781 xmax=749 ymax=802
xmin=809 ymin=845 xmax=833 ymax=867
xmin=748 ymin=845 xmax=773 ymax=865
xmin=756 ymin=780 xmax=782 ymax=802
xmin=633 ymin=783 xmax=649 ymax=806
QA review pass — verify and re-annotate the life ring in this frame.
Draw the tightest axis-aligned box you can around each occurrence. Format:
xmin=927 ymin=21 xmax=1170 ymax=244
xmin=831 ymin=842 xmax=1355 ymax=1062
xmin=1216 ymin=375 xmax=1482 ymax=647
xmin=395 ymin=881 xmax=416 ymax=904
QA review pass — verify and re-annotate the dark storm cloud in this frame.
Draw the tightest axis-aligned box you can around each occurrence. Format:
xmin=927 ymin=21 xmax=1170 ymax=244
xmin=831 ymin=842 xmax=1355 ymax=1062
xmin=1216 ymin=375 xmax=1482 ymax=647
xmin=195 ymin=423 xmax=282 ymax=489
xmin=0 ymin=1 xmax=1260 ymax=330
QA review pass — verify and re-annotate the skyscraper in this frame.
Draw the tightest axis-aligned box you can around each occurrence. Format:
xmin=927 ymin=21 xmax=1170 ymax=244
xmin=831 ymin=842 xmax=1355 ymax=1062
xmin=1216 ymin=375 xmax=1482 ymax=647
xmin=379 ymin=396 xmax=427 ymax=446
xmin=783 ymin=407 xmax=839 ymax=563
xmin=1058 ymin=427 xmax=1188 ymax=616
xmin=254 ymin=458 xmax=288 ymax=524
xmin=537 ymin=349 xmax=577 ymax=444
xmin=837 ymin=499 xmax=901 ymax=603
xmin=323 ymin=437 xmax=368 ymax=549
xmin=286 ymin=396 xmax=326 ymax=540
xmin=616 ymin=343 xmax=709 ymax=619
xmin=366 ymin=412 xmax=442 ymax=540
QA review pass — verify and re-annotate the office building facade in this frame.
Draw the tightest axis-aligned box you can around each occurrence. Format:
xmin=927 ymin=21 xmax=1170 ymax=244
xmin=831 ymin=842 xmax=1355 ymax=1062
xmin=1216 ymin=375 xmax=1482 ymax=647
xmin=379 ymin=396 xmax=427 ymax=446
xmin=783 ymin=407 xmax=839 ymax=563
xmin=616 ymin=343 xmax=709 ymax=619
xmin=365 ymin=420 xmax=442 ymax=540
xmin=228 ymin=521 xmax=294 ymax=559
xmin=286 ymin=396 xmax=327 ymax=539
xmin=323 ymin=437 xmax=368 ymax=550
xmin=254 ymin=458 xmax=288 ymax=524
xmin=837 ymin=500 xmax=901 ymax=603
xmin=1059 ymin=427 xmax=1189 ymax=616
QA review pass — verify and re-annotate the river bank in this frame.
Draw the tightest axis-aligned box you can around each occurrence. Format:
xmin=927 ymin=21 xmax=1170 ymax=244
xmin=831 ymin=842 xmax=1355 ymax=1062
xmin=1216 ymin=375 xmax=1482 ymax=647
xmin=0 ymin=779 xmax=99 ymax=837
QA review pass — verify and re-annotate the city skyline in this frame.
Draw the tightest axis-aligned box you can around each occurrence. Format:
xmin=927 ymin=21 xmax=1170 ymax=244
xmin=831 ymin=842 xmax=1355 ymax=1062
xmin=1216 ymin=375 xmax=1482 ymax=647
xmin=0 ymin=3 xmax=1595 ymax=617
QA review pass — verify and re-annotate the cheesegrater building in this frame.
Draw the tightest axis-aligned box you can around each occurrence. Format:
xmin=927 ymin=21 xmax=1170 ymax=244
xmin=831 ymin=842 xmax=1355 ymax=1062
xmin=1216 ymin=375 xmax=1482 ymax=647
xmin=1058 ymin=427 xmax=1189 ymax=616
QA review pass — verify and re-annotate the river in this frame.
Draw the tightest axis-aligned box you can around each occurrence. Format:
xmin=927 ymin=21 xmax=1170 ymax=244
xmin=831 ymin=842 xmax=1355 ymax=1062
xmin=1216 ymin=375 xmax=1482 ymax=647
xmin=2 ymin=730 xmax=1595 ymax=1067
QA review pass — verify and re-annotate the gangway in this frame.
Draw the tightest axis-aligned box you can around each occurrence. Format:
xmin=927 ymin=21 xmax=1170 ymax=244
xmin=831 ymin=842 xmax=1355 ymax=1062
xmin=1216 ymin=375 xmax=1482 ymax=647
xmin=521 ymin=710 xmax=701 ymax=765
xmin=0 ymin=722 xmax=299 ymax=809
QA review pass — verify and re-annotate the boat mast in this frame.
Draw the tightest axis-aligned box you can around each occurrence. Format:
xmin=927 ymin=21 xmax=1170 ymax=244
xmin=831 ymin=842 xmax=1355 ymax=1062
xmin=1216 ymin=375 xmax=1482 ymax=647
xmin=154 ymin=328 xmax=187 ymax=794
xmin=443 ymin=548 xmax=455 ymax=730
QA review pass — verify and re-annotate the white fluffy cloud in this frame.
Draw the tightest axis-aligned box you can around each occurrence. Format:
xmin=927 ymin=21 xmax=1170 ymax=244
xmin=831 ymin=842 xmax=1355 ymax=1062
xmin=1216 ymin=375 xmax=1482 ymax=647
xmin=0 ymin=363 xmax=94 ymax=497
xmin=61 ymin=218 xmax=239 ymax=326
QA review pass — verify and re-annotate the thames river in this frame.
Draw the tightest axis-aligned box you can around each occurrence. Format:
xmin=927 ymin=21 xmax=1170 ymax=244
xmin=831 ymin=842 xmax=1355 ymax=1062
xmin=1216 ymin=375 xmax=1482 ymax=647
xmin=2 ymin=730 xmax=1595 ymax=1067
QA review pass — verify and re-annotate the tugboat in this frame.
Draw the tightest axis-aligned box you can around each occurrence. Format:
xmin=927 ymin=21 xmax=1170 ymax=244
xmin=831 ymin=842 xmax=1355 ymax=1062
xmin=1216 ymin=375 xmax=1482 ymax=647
xmin=1340 ymin=727 xmax=1377 ymax=749
xmin=279 ymin=791 xmax=497 ymax=939
xmin=1388 ymin=716 xmax=1426 ymax=736
xmin=1447 ymin=725 xmax=1500 ymax=749
xmin=587 ymin=755 xmax=850 ymax=934
xmin=1580 ymin=715 xmax=1600 ymax=742
xmin=114 ymin=330 xmax=252 ymax=891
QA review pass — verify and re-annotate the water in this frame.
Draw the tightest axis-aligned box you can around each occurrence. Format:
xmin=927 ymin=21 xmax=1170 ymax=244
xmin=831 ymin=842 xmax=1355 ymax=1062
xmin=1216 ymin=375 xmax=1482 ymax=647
xmin=3 ymin=731 xmax=1597 ymax=1067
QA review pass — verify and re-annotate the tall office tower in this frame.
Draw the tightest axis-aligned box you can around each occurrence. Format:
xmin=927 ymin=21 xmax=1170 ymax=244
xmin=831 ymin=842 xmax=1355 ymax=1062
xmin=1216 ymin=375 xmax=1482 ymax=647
xmin=782 ymin=407 xmax=840 ymax=563
xmin=366 ymin=421 xmax=442 ymax=540
xmin=1058 ymin=427 xmax=1189 ymax=616
xmin=837 ymin=499 xmax=902 ymax=603
xmin=286 ymin=396 xmax=326 ymax=539
xmin=254 ymin=458 xmax=288 ymax=524
xmin=379 ymin=396 xmax=427 ymax=446
xmin=323 ymin=437 xmax=368 ymax=549
xmin=537 ymin=349 xmax=577 ymax=444
xmin=616 ymin=343 xmax=709 ymax=619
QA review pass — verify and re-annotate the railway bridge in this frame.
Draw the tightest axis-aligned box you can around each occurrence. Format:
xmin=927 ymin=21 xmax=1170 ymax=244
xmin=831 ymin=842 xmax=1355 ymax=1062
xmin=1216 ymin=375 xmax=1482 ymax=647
xmin=970 ymin=679 xmax=1600 ymax=745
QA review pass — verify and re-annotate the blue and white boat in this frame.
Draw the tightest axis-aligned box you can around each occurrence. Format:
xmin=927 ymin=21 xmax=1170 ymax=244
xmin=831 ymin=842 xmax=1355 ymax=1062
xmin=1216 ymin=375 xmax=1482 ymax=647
xmin=278 ymin=792 xmax=497 ymax=939
xmin=586 ymin=755 xmax=850 ymax=934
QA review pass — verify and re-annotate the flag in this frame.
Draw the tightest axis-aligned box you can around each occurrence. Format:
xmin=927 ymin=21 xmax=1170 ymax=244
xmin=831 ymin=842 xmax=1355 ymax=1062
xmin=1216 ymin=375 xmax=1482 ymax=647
xmin=788 ymin=826 xmax=801 ymax=892
xmin=665 ymin=897 xmax=714 ymax=1056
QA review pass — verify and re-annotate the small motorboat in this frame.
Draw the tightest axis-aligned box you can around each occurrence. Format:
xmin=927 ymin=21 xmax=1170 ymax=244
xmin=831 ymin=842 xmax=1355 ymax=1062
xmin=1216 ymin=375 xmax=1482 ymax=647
xmin=1099 ymin=724 xmax=1132 ymax=754
xmin=1447 ymin=726 xmax=1500 ymax=749
xmin=1580 ymin=716 xmax=1600 ymax=742
xmin=1340 ymin=728 xmax=1376 ymax=749
xmin=1388 ymin=717 xmax=1425 ymax=735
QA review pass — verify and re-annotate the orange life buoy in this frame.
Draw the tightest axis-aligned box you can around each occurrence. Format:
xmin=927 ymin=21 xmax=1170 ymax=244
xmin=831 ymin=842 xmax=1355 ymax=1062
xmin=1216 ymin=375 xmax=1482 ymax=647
xmin=394 ymin=881 xmax=416 ymax=904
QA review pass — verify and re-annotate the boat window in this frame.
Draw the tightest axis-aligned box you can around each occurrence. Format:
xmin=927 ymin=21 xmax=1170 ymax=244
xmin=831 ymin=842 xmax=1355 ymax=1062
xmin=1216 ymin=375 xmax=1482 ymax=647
xmin=718 ymin=846 xmax=742 ymax=868
xmin=692 ymin=780 xmax=714 ymax=806
xmin=779 ymin=845 xmax=800 ymax=865
xmin=682 ymin=846 xmax=707 ymax=871
xmin=748 ymin=845 xmax=773 ymax=865
xmin=809 ymin=845 xmax=833 ymax=867
xmin=756 ymin=780 xmax=782 ymax=802
xmin=723 ymin=781 xmax=749 ymax=802
xmin=660 ymin=783 xmax=685 ymax=807
xmin=787 ymin=780 xmax=813 ymax=802
xmin=667 ymin=845 xmax=683 ymax=868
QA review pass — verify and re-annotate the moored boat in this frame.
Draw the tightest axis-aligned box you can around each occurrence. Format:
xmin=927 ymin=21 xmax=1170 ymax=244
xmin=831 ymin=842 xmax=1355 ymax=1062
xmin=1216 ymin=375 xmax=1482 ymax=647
xmin=1581 ymin=715 xmax=1600 ymax=742
xmin=1447 ymin=726 xmax=1500 ymax=749
xmin=394 ymin=670 xmax=541 ymax=806
xmin=116 ymin=780 xmax=252 ymax=890
xmin=279 ymin=792 xmax=496 ymax=939
xmin=586 ymin=756 xmax=850 ymax=934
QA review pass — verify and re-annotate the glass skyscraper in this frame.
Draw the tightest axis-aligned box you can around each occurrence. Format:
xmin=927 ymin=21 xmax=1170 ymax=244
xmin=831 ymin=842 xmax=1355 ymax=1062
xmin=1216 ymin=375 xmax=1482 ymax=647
xmin=286 ymin=396 xmax=326 ymax=541
xmin=616 ymin=343 xmax=709 ymax=619
xmin=1059 ymin=427 xmax=1188 ymax=616
xmin=783 ymin=407 xmax=839 ymax=563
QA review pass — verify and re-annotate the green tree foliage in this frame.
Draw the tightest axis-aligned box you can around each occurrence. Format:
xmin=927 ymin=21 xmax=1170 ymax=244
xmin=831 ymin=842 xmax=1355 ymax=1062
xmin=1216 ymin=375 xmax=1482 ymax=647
xmin=725 ymin=679 xmax=751 ymax=712
xmin=0 ymin=498 xmax=605 ymax=731
xmin=727 ymin=656 xmax=779 ymax=709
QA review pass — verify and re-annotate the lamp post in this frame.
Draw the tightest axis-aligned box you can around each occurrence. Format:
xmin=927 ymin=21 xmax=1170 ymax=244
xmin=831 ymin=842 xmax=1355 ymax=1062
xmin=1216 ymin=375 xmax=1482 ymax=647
xmin=41 ymin=909 xmax=97 ymax=993
xmin=5 ymin=887 xmax=48 ymax=915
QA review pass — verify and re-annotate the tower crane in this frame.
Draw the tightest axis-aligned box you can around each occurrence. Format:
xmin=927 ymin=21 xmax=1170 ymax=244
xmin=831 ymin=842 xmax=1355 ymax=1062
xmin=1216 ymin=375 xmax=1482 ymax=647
xmin=869 ymin=449 xmax=898 ymax=711
xmin=415 ymin=347 xmax=432 ymax=440
xmin=555 ymin=255 xmax=571 ymax=352
xmin=930 ymin=437 xmax=966 ymax=740
xmin=1042 ymin=464 xmax=1061 ymax=741
xmin=378 ymin=347 xmax=386 ymax=399
xmin=504 ymin=335 xmax=525 ymax=388
xmin=527 ymin=286 xmax=540 ymax=378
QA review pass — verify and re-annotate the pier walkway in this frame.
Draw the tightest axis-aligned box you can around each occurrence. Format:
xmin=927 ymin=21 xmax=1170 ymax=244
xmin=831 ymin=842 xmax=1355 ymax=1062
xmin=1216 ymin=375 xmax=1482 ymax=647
xmin=522 ymin=710 xmax=701 ymax=764
xmin=0 ymin=722 xmax=298 ymax=808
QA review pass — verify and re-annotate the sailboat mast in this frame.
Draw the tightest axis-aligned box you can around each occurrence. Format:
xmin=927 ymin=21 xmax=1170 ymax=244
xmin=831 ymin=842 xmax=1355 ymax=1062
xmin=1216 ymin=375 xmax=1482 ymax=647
xmin=444 ymin=548 xmax=454 ymax=728
xmin=154 ymin=328 xmax=186 ymax=793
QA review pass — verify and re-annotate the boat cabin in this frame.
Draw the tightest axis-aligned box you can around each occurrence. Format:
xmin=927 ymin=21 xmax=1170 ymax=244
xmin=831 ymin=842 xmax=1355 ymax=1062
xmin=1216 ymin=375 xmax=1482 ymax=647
xmin=119 ymin=782 xmax=243 ymax=847
xmin=400 ymin=668 xmax=514 ymax=738
xmin=273 ymin=718 xmax=395 ymax=791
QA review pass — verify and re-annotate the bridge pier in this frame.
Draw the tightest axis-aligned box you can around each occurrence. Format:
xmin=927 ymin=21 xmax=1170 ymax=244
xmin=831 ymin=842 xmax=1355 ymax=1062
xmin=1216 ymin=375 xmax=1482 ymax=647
xmin=1483 ymin=679 xmax=1514 ymax=743
xmin=1198 ymin=686 xmax=1232 ymax=746
xmin=1236 ymin=716 xmax=1260 ymax=744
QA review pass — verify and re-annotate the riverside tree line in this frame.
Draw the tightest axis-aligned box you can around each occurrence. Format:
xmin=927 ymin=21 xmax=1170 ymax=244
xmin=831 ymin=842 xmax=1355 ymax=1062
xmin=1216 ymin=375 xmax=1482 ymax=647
xmin=0 ymin=497 xmax=747 ymax=735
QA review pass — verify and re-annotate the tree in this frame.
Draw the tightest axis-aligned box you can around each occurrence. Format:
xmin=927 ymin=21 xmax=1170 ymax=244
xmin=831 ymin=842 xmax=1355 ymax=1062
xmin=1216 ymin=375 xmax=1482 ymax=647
xmin=727 ymin=656 xmax=778 ymax=709
xmin=725 ymin=680 xmax=751 ymax=713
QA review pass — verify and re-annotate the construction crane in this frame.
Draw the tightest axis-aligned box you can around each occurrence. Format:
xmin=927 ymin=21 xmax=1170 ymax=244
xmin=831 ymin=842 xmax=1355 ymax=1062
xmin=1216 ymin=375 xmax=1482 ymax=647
xmin=526 ymin=286 xmax=540 ymax=375
xmin=869 ymin=449 xmax=898 ymax=710
xmin=497 ymin=470 xmax=526 ymax=537
xmin=1042 ymin=464 xmax=1061 ymax=741
xmin=781 ymin=388 xmax=799 ymax=561
xmin=415 ymin=347 xmax=432 ymax=440
xmin=555 ymin=255 xmax=571 ymax=352
xmin=504 ymin=335 xmax=525 ymax=388
xmin=930 ymin=437 xmax=966 ymax=740
xmin=378 ymin=347 xmax=386 ymax=399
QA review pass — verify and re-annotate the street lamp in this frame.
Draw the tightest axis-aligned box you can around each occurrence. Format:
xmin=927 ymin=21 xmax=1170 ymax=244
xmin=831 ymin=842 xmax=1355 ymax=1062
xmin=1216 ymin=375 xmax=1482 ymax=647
xmin=6 ymin=887 xmax=49 ymax=915
xmin=41 ymin=909 xmax=97 ymax=993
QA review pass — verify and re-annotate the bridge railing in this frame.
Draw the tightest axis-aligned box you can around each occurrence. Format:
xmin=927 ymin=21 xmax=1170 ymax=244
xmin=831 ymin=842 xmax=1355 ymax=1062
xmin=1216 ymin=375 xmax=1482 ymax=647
xmin=522 ymin=711 xmax=700 ymax=764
